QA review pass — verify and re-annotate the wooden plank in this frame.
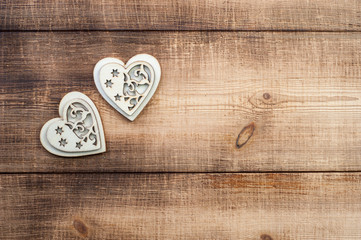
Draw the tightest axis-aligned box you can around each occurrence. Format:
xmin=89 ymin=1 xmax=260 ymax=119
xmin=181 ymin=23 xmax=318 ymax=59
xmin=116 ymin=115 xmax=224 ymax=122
xmin=1 ymin=0 xmax=361 ymax=31
xmin=1 ymin=31 xmax=361 ymax=172
xmin=1 ymin=173 xmax=361 ymax=239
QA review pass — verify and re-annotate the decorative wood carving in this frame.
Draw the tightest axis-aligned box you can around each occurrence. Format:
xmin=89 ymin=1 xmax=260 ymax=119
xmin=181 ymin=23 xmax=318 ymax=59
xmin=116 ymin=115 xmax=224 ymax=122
xmin=40 ymin=92 xmax=106 ymax=157
xmin=94 ymin=54 xmax=161 ymax=121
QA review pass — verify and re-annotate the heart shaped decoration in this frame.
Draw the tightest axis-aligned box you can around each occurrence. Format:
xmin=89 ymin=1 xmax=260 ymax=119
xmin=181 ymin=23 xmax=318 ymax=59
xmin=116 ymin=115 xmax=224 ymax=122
xmin=40 ymin=92 xmax=106 ymax=157
xmin=94 ymin=54 xmax=161 ymax=121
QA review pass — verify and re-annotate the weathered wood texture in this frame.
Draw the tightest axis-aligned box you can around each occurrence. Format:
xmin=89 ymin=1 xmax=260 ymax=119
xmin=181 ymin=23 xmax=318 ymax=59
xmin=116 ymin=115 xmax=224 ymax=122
xmin=1 ymin=0 xmax=361 ymax=31
xmin=1 ymin=173 xmax=361 ymax=239
xmin=1 ymin=31 xmax=361 ymax=172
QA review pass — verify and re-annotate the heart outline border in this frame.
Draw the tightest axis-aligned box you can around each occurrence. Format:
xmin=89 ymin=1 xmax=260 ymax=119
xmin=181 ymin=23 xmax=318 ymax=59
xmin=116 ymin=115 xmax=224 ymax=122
xmin=40 ymin=91 xmax=106 ymax=157
xmin=93 ymin=54 xmax=161 ymax=121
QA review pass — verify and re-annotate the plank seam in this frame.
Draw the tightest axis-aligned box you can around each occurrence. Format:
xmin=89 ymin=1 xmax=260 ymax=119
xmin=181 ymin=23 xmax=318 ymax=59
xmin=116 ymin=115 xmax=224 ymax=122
xmin=1 ymin=171 xmax=361 ymax=175
xmin=1 ymin=30 xmax=361 ymax=33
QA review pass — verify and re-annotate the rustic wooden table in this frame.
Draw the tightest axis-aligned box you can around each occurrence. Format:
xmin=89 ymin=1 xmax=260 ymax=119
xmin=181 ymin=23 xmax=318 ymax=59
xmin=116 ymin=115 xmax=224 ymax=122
xmin=1 ymin=1 xmax=361 ymax=239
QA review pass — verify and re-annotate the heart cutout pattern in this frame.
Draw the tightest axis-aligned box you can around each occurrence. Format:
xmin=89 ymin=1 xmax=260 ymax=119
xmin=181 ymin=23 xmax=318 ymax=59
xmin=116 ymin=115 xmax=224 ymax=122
xmin=40 ymin=92 xmax=106 ymax=157
xmin=94 ymin=54 xmax=161 ymax=121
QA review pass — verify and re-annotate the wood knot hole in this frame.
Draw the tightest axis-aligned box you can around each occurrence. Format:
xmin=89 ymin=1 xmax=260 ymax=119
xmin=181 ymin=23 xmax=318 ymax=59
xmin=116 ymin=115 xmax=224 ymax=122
xmin=263 ymin=92 xmax=271 ymax=100
xmin=73 ymin=219 xmax=88 ymax=238
xmin=260 ymin=234 xmax=273 ymax=240
xmin=236 ymin=122 xmax=255 ymax=149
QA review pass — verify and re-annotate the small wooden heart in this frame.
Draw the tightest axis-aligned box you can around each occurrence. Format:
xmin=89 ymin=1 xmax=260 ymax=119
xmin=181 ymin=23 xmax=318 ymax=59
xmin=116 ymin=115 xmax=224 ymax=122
xmin=93 ymin=54 xmax=161 ymax=121
xmin=40 ymin=92 xmax=106 ymax=157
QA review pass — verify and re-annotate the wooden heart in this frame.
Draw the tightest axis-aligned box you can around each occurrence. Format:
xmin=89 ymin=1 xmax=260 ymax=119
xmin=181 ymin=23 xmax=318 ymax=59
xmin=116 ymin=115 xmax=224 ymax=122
xmin=94 ymin=54 xmax=161 ymax=121
xmin=40 ymin=92 xmax=106 ymax=157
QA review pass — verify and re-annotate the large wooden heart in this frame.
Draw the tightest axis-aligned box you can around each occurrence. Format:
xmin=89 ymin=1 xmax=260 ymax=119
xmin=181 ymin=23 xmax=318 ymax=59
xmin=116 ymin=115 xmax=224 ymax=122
xmin=93 ymin=54 xmax=161 ymax=121
xmin=40 ymin=92 xmax=106 ymax=157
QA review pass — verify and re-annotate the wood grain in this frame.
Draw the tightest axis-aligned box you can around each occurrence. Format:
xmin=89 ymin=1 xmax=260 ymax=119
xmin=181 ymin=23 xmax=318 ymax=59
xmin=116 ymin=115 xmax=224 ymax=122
xmin=1 ymin=0 xmax=361 ymax=31
xmin=2 ymin=1 xmax=360 ymax=238
xmin=1 ymin=31 xmax=361 ymax=172
xmin=1 ymin=173 xmax=361 ymax=239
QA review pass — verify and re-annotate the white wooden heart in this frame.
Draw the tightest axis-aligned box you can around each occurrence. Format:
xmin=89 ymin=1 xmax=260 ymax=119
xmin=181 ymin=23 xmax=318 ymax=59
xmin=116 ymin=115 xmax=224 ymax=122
xmin=93 ymin=54 xmax=161 ymax=121
xmin=40 ymin=92 xmax=106 ymax=157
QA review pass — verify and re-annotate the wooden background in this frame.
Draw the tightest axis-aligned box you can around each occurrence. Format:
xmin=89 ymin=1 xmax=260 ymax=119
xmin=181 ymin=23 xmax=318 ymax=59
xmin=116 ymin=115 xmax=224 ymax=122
xmin=1 ymin=1 xmax=361 ymax=239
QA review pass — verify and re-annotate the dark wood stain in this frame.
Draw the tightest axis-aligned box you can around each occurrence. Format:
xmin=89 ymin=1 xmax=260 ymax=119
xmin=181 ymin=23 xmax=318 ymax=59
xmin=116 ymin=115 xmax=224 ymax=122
xmin=236 ymin=122 xmax=255 ymax=149
xmin=260 ymin=234 xmax=273 ymax=240
xmin=263 ymin=92 xmax=271 ymax=100
xmin=73 ymin=219 xmax=88 ymax=238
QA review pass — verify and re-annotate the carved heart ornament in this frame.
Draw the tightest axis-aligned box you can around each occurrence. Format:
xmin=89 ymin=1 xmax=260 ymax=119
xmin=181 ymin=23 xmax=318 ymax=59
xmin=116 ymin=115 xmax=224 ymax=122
xmin=40 ymin=92 xmax=106 ymax=157
xmin=93 ymin=54 xmax=161 ymax=121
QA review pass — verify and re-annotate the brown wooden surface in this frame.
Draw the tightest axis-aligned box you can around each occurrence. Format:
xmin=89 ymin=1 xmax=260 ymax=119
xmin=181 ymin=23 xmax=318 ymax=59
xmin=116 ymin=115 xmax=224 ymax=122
xmin=1 ymin=31 xmax=361 ymax=172
xmin=1 ymin=0 xmax=361 ymax=239
xmin=1 ymin=0 xmax=361 ymax=31
xmin=1 ymin=173 xmax=361 ymax=239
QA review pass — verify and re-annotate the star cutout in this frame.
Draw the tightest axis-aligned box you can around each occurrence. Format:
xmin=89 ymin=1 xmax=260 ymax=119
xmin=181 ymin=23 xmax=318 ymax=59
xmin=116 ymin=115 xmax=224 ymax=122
xmin=114 ymin=94 xmax=121 ymax=101
xmin=105 ymin=79 xmax=113 ymax=88
xmin=111 ymin=69 xmax=119 ymax=77
xmin=55 ymin=126 xmax=63 ymax=135
xmin=59 ymin=138 xmax=67 ymax=147
xmin=75 ymin=141 xmax=83 ymax=149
